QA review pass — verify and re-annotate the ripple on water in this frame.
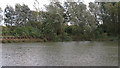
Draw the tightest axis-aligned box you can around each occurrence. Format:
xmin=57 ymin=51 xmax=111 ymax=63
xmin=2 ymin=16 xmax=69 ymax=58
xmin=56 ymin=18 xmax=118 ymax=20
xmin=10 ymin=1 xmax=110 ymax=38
xmin=2 ymin=41 xmax=118 ymax=66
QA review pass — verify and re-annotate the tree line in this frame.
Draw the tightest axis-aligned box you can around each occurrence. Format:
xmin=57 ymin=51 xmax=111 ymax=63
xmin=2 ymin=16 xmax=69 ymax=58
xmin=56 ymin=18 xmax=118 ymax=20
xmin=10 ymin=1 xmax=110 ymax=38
xmin=0 ymin=1 xmax=119 ymax=41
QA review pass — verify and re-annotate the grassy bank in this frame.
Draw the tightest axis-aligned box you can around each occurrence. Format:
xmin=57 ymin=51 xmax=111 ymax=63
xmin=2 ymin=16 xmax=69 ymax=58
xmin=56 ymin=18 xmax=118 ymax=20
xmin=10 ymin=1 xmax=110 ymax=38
xmin=1 ymin=36 xmax=45 ymax=43
xmin=1 ymin=39 xmax=44 ymax=43
xmin=1 ymin=36 xmax=118 ymax=43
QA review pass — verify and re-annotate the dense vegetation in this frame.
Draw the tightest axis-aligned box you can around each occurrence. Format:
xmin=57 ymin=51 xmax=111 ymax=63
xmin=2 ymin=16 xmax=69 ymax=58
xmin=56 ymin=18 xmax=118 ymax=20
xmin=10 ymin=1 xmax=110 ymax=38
xmin=0 ymin=1 xmax=119 ymax=42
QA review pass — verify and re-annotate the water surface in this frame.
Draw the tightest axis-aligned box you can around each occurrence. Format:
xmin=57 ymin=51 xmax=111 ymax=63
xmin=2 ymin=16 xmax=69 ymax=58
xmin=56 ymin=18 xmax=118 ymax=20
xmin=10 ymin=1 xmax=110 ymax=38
xmin=2 ymin=41 xmax=118 ymax=66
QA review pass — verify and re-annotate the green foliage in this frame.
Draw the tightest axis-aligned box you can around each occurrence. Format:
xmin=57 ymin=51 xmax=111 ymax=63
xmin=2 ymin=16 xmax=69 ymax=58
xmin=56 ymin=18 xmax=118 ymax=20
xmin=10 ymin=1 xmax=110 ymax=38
xmin=99 ymin=2 xmax=119 ymax=36
xmin=24 ymin=26 xmax=41 ymax=38
xmin=13 ymin=27 xmax=24 ymax=37
xmin=65 ymin=25 xmax=73 ymax=35
xmin=2 ymin=2 xmax=119 ymax=41
xmin=15 ymin=4 xmax=31 ymax=27
xmin=4 ymin=5 xmax=15 ymax=26
xmin=95 ymin=27 xmax=104 ymax=38
xmin=0 ymin=7 xmax=2 ymax=23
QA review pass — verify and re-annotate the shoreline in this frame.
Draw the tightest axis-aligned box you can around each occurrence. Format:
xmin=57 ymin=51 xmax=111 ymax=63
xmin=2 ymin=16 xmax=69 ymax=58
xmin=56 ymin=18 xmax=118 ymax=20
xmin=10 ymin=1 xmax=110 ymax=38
xmin=0 ymin=37 xmax=117 ymax=43
xmin=0 ymin=37 xmax=44 ymax=43
xmin=0 ymin=35 xmax=118 ymax=43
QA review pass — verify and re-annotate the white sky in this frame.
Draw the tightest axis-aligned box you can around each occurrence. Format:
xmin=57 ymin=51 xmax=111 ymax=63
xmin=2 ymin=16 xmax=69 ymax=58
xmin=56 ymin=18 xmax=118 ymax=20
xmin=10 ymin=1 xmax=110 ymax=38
xmin=0 ymin=0 xmax=95 ymax=10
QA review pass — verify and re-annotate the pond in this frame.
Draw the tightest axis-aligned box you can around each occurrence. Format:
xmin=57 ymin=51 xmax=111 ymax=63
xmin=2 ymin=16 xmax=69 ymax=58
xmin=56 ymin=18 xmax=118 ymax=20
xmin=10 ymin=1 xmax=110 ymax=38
xmin=2 ymin=41 xmax=118 ymax=66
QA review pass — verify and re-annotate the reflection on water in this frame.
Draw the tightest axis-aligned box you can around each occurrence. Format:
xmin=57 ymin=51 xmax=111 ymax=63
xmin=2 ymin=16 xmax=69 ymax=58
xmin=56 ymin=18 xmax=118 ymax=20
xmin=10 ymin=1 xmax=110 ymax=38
xmin=2 ymin=41 xmax=118 ymax=66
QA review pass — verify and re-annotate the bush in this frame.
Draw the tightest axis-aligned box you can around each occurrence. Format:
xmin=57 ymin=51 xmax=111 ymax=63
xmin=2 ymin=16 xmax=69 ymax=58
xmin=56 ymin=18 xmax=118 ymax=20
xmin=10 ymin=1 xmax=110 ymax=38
xmin=13 ymin=27 xmax=24 ymax=37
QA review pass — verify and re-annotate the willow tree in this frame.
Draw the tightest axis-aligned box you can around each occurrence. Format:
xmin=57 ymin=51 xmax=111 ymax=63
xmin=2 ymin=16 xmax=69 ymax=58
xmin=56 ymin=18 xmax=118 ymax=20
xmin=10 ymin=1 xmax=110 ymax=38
xmin=0 ymin=8 xmax=3 ymax=25
xmin=15 ymin=4 xmax=31 ymax=27
xmin=33 ymin=0 xmax=41 ymax=23
xmin=0 ymin=8 xmax=2 ymax=37
xmin=89 ymin=2 xmax=100 ymax=25
xmin=64 ymin=2 xmax=96 ymax=39
xmin=4 ymin=5 xmax=16 ymax=35
xmin=4 ymin=5 xmax=15 ymax=26
xmin=40 ymin=2 xmax=65 ymax=41
xmin=98 ymin=2 xmax=119 ymax=36
xmin=0 ymin=8 xmax=2 ymax=23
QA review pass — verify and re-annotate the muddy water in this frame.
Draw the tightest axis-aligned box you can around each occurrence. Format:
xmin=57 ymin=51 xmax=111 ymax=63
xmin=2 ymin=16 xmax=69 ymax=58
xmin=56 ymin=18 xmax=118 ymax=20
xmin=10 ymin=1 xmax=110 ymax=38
xmin=2 ymin=41 xmax=118 ymax=66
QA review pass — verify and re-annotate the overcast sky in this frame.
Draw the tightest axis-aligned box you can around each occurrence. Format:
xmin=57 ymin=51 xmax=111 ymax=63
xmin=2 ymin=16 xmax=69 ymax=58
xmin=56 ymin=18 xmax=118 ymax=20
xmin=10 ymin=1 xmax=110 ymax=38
xmin=0 ymin=0 xmax=95 ymax=10
xmin=0 ymin=0 xmax=95 ymax=25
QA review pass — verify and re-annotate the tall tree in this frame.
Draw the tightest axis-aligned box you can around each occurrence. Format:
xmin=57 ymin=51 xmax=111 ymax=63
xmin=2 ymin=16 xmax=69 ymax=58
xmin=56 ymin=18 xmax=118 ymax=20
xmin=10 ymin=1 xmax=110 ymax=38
xmin=15 ymin=4 xmax=31 ymax=27
xmin=4 ymin=5 xmax=15 ymax=26
xmin=99 ymin=2 xmax=119 ymax=36
xmin=40 ymin=2 xmax=65 ymax=41
xmin=33 ymin=0 xmax=41 ymax=22
xmin=89 ymin=2 xmax=100 ymax=25
xmin=0 ymin=8 xmax=2 ymax=23
xmin=64 ymin=2 xmax=96 ymax=37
